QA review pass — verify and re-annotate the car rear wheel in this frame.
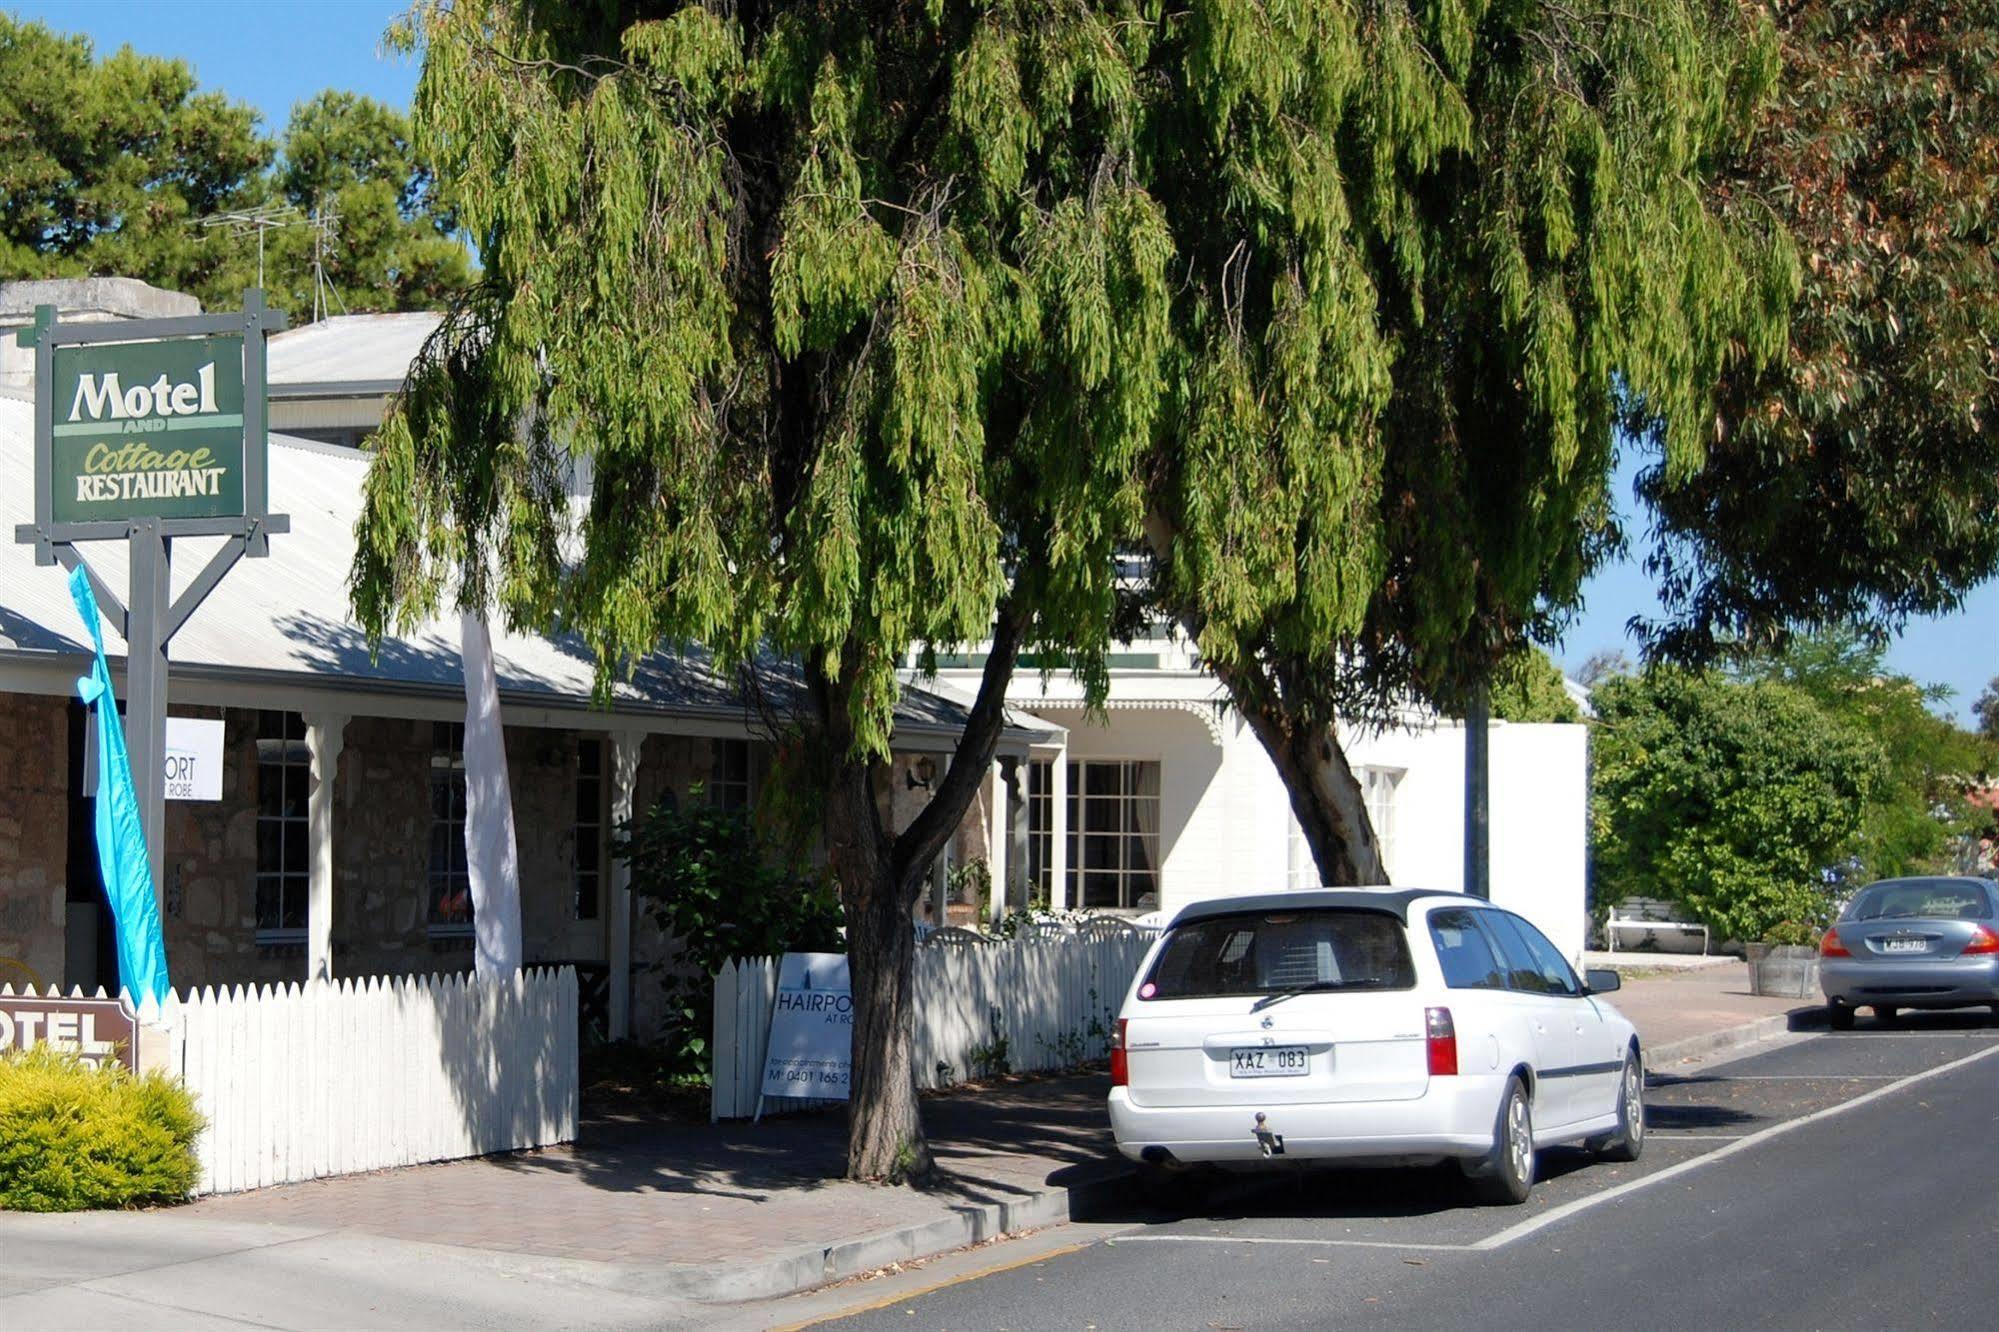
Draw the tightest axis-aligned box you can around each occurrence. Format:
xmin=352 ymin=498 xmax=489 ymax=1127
xmin=1597 ymin=1049 xmax=1645 ymax=1163
xmin=1827 ymin=1000 xmax=1856 ymax=1031
xmin=1466 ymin=1076 xmax=1535 ymax=1205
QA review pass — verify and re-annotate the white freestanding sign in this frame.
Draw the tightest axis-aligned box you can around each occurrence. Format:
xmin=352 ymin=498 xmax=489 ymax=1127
xmin=758 ymin=951 xmax=853 ymax=1110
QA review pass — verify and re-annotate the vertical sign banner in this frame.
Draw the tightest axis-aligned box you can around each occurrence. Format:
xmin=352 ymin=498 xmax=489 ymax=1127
xmin=49 ymin=336 xmax=247 ymax=522
xmin=69 ymin=566 xmax=171 ymax=1006
xmin=759 ymin=952 xmax=853 ymax=1102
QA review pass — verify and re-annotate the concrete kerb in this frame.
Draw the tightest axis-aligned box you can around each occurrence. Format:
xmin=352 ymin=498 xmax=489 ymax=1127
xmin=534 ymin=1169 xmax=1137 ymax=1307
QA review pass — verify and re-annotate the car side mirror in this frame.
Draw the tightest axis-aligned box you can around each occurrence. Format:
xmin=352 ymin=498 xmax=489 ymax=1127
xmin=1584 ymin=968 xmax=1621 ymax=994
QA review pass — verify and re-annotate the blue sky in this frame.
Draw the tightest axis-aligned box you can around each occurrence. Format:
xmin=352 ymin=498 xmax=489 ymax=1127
xmin=14 ymin=2 xmax=1995 ymax=720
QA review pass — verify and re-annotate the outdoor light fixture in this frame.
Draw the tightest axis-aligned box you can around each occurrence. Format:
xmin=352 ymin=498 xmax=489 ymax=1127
xmin=906 ymin=755 xmax=938 ymax=790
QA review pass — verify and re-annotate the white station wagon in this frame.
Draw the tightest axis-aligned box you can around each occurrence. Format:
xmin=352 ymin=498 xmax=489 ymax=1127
xmin=1108 ymin=889 xmax=1644 ymax=1204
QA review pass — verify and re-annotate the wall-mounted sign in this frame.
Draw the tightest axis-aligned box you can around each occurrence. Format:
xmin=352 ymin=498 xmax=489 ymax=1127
xmin=50 ymin=335 xmax=248 ymax=523
xmin=0 ymin=994 xmax=138 ymax=1071
xmin=759 ymin=951 xmax=852 ymax=1103
xmin=85 ymin=716 xmax=226 ymax=801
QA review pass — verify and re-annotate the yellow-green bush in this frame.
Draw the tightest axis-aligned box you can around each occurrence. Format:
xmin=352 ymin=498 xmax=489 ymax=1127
xmin=0 ymin=1046 xmax=204 ymax=1211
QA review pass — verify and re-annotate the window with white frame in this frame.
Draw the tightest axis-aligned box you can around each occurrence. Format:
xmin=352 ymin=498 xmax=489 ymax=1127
xmin=1361 ymin=765 xmax=1404 ymax=881
xmin=428 ymin=722 xmax=472 ymax=933
xmin=1067 ymin=760 xmax=1161 ymax=910
xmin=1024 ymin=759 xmax=1054 ymax=902
xmin=573 ymin=737 xmax=604 ymax=921
xmin=255 ymin=711 xmax=310 ymax=941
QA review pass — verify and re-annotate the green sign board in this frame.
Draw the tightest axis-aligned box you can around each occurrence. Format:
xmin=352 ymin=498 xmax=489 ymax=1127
xmin=49 ymin=336 xmax=250 ymax=523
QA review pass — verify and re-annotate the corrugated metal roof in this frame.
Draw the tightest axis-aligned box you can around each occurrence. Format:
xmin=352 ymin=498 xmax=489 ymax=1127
xmin=0 ymin=393 xmax=1018 ymax=744
xmin=266 ymin=313 xmax=441 ymax=390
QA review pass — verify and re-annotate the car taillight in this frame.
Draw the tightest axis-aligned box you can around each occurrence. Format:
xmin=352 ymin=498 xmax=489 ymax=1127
xmin=1425 ymin=1006 xmax=1457 ymax=1077
xmin=1110 ymin=1017 xmax=1129 ymax=1087
xmin=1820 ymin=928 xmax=1851 ymax=958
xmin=1963 ymin=926 xmax=1999 ymax=955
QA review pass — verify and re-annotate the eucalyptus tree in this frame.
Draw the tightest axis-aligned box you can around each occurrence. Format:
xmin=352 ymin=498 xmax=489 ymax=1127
xmin=351 ymin=0 xmax=1168 ymax=1180
xmin=1142 ymin=0 xmax=1793 ymax=884
xmin=1643 ymin=0 xmax=1999 ymax=661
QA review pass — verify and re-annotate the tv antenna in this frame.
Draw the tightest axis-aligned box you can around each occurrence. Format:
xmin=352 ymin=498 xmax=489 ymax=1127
xmin=195 ymin=204 xmax=298 ymax=289
xmin=193 ymin=202 xmax=348 ymax=321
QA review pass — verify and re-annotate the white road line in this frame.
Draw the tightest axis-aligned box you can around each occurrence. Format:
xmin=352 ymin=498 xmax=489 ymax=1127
xmin=1107 ymin=1235 xmax=1467 ymax=1252
xmin=1661 ymin=1073 xmax=1899 ymax=1081
xmin=1650 ymin=1134 xmax=1748 ymax=1141
xmin=1471 ymin=1039 xmax=1999 ymax=1252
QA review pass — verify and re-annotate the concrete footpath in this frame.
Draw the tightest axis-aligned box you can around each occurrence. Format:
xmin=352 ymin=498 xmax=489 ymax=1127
xmin=0 ymin=962 xmax=1819 ymax=1330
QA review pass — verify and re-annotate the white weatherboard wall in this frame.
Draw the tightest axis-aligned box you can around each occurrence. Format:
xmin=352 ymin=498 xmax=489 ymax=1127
xmin=711 ymin=931 xmax=1155 ymax=1120
xmin=156 ymin=968 xmax=578 ymax=1196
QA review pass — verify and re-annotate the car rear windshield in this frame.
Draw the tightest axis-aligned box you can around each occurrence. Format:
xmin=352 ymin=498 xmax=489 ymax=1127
xmin=1142 ymin=909 xmax=1416 ymax=999
xmin=1848 ymin=880 xmax=1992 ymax=922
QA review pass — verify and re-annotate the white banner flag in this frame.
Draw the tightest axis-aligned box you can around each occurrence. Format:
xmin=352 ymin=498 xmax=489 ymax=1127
xmin=460 ymin=610 xmax=522 ymax=977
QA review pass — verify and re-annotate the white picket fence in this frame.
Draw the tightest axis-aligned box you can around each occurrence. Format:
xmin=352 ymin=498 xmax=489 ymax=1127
xmin=710 ymin=929 xmax=1156 ymax=1120
xmin=153 ymin=967 xmax=578 ymax=1196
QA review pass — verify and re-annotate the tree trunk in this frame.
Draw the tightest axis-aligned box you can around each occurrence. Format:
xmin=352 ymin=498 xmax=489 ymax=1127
xmin=813 ymin=605 xmax=1029 ymax=1182
xmin=1209 ymin=657 xmax=1386 ymax=888
xmin=826 ymin=754 xmax=930 ymax=1181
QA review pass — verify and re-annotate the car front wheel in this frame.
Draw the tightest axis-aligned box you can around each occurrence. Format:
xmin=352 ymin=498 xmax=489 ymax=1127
xmin=1597 ymin=1049 xmax=1645 ymax=1163
xmin=1827 ymin=1000 xmax=1855 ymax=1031
xmin=1466 ymin=1075 xmax=1535 ymax=1205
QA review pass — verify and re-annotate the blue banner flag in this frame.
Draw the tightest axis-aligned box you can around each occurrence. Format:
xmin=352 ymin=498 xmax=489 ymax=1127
xmin=68 ymin=566 xmax=171 ymax=1006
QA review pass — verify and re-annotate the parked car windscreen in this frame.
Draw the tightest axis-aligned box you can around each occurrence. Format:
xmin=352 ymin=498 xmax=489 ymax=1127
xmin=1142 ymin=909 xmax=1416 ymax=999
xmin=1847 ymin=879 xmax=1992 ymax=922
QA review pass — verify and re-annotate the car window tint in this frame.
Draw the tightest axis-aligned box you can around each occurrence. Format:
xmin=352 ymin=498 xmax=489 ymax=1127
xmin=1849 ymin=880 xmax=1992 ymax=922
xmin=1429 ymin=909 xmax=1506 ymax=989
xmin=1474 ymin=913 xmax=1559 ymax=995
xmin=1495 ymin=912 xmax=1581 ymax=997
xmin=1145 ymin=909 xmax=1416 ymax=998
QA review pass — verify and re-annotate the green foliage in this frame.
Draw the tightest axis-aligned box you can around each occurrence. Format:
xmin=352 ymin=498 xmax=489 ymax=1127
xmin=1760 ymin=920 xmax=1821 ymax=948
xmin=617 ymin=792 xmax=844 ymax=1080
xmin=0 ymin=1047 xmax=204 ymax=1212
xmin=947 ymin=857 xmax=993 ymax=923
xmin=965 ymin=1007 xmax=1010 ymax=1080
xmin=1148 ymin=0 xmax=1791 ymax=740
xmin=1590 ymin=666 xmax=1881 ymax=941
xmin=0 ymin=14 xmax=467 ymax=314
xmin=357 ymin=1 xmax=1167 ymax=757
xmin=1644 ymin=0 xmax=1999 ymax=657
xmin=1736 ymin=630 xmax=1994 ymax=881
xmin=1489 ymin=647 xmax=1582 ymax=724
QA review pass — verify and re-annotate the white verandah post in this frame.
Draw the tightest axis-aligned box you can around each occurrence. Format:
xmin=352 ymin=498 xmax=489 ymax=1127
xmin=302 ymin=712 xmax=348 ymax=984
xmin=986 ymin=759 xmax=1009 ymax=927
xmin=608 ymin=730 xmax=642 ymax=1040
xmin=1049 ymin=744 xmax=1070 ymax=912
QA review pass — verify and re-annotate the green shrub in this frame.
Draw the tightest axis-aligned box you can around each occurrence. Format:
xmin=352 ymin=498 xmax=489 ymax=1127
xmin=618 ymin=789 xmax=844 ymax=1082
xmin=0 ymin=1046 xmax=204 ymax=1212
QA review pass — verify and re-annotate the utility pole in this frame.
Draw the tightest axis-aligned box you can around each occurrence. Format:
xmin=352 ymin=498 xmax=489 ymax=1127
xmin=1464 ymin=682 xmax=1490 ymax=900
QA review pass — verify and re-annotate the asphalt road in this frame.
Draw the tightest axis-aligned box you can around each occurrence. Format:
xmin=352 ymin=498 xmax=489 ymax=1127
xmin=798 ymin=1016 xmax=1999 ymax=1331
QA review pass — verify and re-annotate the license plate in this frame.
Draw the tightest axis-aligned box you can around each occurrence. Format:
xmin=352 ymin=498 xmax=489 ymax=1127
xmin=1230 ymin=1046 xmax=1309 ymax=1078
xmin=1883 ymin=938 xmax=1926 ymax=953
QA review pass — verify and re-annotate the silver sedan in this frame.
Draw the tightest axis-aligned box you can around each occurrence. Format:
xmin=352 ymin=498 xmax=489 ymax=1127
xmin=1820 ymin=876 xmax=1999 ymax=1029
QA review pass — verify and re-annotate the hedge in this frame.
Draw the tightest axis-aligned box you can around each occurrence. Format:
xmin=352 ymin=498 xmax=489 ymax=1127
xmin=0 ymin=1046 xmax=204 ymax=1211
